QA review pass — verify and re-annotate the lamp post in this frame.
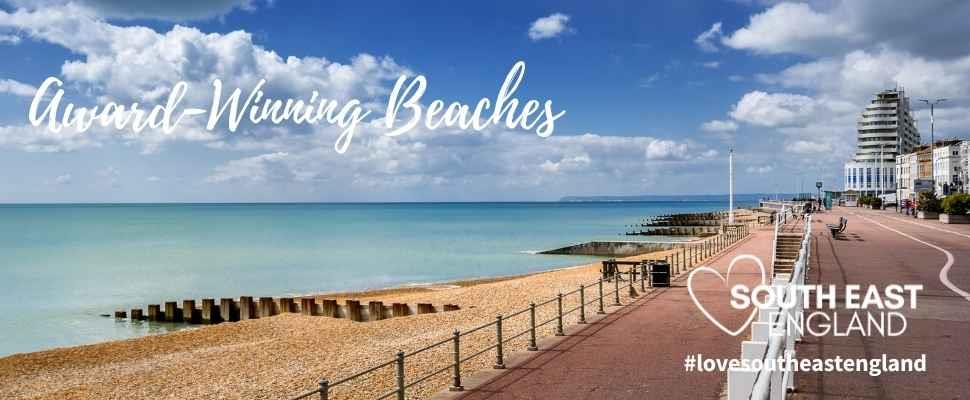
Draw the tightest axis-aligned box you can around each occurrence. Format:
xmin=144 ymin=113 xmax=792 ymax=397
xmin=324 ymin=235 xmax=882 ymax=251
xmin=920 ymin=98 xmax=946 ymax=193
xmin=815 ymin=181 xmax=823 ymax=210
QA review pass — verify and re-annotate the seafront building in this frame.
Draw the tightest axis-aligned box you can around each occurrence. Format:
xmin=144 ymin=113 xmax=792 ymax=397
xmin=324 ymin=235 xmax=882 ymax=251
xmin=895 ymin=145 xmax=932 ymax=203
xmin=963 ymin=141 xmax=970 ymax=193
xmin=896 ymin=139 xmax=968 ymax=201
xmin=844 ymin=89 xmax=920 ymax=197
xmin=933 ymin=140 xmax=966 ymax=194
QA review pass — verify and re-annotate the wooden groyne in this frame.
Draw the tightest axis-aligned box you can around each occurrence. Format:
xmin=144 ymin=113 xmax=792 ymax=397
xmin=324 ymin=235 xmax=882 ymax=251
xmin=626 ymin=209 xmax=765 ymax=236
xmin=112 ymin=296 xmax=459 ymax=325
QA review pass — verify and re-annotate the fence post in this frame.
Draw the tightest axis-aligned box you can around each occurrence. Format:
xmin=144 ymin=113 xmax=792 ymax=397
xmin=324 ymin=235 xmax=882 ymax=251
xmin=579 ymin=284 xmax=587 ymax=324
xmin=494 ymin=315 xmax=505 ymax=369
xmin=528 ymin=303 xmax=538 ymax=351
xmin=628 ymin=269 xmax=636 ymax=297
xmin=683 ymin=246 xmax=689 ymax=269
xmin=555 ymin=293 xmax=565 ymax=336
xmin=613 ymin=273 xmax=621 ymax=306
xmin=640 ymin=263 xmax=646 ymax=291
xmin=318 ymin=379 xmax=329 ymax=400
xmin=449 ymin=330 xmax=463 ymax=391
xmin=396 ymin=351 xmax=406 ymax=400
xmin=597 ymin=278 xmax=605 ymax=314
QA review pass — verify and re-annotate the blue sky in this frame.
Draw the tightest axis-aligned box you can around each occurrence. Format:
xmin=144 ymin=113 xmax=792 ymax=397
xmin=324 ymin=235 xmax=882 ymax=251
xmin=1 ymin=1 xmax=969 ymax=202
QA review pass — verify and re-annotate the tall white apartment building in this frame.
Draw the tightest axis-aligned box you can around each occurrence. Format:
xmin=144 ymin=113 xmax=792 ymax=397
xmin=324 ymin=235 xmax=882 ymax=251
xmin=844 ymin=89 xmax=921 ymax=195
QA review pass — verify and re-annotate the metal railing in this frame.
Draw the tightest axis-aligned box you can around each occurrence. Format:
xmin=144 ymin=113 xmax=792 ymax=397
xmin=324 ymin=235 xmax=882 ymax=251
xmin=727 ymin=215 xmax=811 ymax=400
xmin=285 ymin=225 xmax=755 ymax=400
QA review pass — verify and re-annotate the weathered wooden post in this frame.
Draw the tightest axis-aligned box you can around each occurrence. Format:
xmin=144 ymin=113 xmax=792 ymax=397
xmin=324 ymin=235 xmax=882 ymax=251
xmin=201 ymin=299 xmax=220 ymax=324
xmin=258 ymin=297 xmax=276 ymax=318
xmin=165 ymin=301 xmax=182 ymax=323
xmin=346 ymin=300 xmax=362 ymax=321
xmin=449 ymin=331 xmax=463 ymax=391
xmin=220 ymin=298 xmax=238 ymax=322
xmin=391 ymin=302 xmax=408 ymax=317
xmin=598 ymin=278 xmax=606 ymax=314
xmin=147 ymin=304 xmax=162 ymax=322
xmin=238 ymin=297 xmax=255 ymax=320
xmin=417 ymin=303 xmax=435 ymax=314
xmin=279 ymin=297 xmax=295 ymax=313
xmin=443 ymin=304 xmax=460 ymax=312
xmin=114 ymin=310 xmax=127 ymax=319
xmin=369 ymin=301 xmax=385 ymax=321
xmin=322 ymin=299 xmax=339 ymax=317
xmin=183 ymin=300 xmax=199 ymax=323
xmin=130 ymin=308 xmax=143 ymax=321
xmin=300 ymin=298 xmax=317 ymax=316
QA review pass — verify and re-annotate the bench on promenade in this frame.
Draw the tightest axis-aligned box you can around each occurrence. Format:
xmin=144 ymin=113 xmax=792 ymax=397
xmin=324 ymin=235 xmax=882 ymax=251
xmin=601 ymin=259 xmax=656 ymax=281
xmin=827 ymin=217 xmax=847 ymax=237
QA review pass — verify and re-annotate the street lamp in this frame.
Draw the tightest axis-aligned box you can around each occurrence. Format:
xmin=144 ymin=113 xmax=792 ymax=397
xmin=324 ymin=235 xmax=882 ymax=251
xmin=920 ymin=98 xmax=946 ymax=193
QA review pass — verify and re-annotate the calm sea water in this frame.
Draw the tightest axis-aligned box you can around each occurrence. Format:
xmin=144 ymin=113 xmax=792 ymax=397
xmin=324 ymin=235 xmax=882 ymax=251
xmin=0 ymin=200 xmax=755 ymax=356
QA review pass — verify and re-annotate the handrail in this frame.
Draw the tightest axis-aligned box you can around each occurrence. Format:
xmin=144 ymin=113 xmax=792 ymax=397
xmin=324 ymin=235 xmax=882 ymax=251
xmin=288 ymin=224 xmax=753 ymax=400
xmin=727 ymin=214 xmax=811 ymax=400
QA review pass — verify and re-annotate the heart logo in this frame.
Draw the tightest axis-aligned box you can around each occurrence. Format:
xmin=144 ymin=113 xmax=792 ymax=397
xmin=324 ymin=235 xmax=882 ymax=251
xmin=687 ymin=254 xmax=766 ymax=336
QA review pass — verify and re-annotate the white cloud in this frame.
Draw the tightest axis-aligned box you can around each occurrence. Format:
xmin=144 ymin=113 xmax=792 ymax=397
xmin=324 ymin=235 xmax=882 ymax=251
xmin=638 ymin=73 xmax=661 ymax=88
xmin=54 ymin=173 xmax=72 ymax=184
xmin=146 ymin=176 xmax=161 ymax=182
xmin=203 ymin=126 xmax=720 ymax=190
xmin=786 ymin=140 xmax=833 ymax=154
xmin=0 ymin=124 xmax=97 ymax=152
xmin=0 ymin=4 xmax=408 ymax=153
xmin=4 ymin=0 xmax=262 ymax=21
xmin=723 ymin=1 xmax=970 ymax=58
xmin=0 ymin=34 xmax=20 ymax=44
xmin=540 ymin=154 xmax=591 ymax=173
xmin=729 ymin=91 xmax=820 ymax=127
xmin=0 ymin=78 xmax=36 ymax=97
xmin=728 ymin=75 xmax=745 ymax=82
xmin=645 ymin=139 xmax=689 ymax=161
xmin=206 ymin=152 xmax=291 ymax=183
xmin=701 ymin=119 xmax=738 ymax=132
xmin=528 ymin=13 xmax=572 ymax=41
xmin=722 ymin=3 xmax=853 ymax=56
xmin=694 ymin=22 xmax=723 ymax=52
xmin=745 ymin=165 xmax=773 ymax=174
xmin=701 ymin=61 xmax=720 ymax=69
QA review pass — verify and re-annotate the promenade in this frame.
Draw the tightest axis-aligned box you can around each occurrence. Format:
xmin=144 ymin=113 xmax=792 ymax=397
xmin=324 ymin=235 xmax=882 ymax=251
xmin=438 ymin=225 xmax=777 ymax=400
xmin=436 ymin=207 xmax=970 ymax=399
xmin=794 ymin=208 xmax=970 ymax=399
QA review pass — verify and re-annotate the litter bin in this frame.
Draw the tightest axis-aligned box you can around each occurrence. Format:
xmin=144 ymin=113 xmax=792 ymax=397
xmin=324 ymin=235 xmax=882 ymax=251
xmin=649 ymin=261 xmax=670 ymax=287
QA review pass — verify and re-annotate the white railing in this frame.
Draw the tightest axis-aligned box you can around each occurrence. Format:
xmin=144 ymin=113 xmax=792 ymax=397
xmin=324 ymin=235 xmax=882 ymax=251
xmin=769 ymin=205 xmax=791 ymax=269
xmin=728 ymin=215 xmax=811 ymax=400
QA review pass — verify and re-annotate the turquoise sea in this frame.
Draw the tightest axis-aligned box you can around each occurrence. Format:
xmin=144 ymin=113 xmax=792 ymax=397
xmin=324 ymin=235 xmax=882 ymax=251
xmin=0 ymin=199 xmax=757 ymax=356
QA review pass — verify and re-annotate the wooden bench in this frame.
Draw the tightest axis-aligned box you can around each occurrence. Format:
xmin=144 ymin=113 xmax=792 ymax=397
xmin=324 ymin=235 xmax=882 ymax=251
xmin=827 ymin=217 xmax=847 ymax=237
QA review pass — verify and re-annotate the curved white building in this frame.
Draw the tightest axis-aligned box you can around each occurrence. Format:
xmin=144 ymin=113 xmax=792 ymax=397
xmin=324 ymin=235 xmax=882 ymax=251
xmin=844 ymin=89 xmax=920 ymax=195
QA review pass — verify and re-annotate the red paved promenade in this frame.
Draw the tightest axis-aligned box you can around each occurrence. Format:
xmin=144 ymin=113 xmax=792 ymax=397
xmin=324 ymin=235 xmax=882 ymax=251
xmin=439 ymin=226 xmax=778 ymax=400
xmin=436 ymin=207 xmax=970 ymax=399
xmin=794 ymin=208 xmax=970 ymax=399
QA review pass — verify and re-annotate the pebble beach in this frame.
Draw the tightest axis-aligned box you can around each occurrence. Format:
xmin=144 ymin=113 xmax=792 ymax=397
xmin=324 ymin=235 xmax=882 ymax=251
xmin=0 ymin=249 xmax=688 ymax=400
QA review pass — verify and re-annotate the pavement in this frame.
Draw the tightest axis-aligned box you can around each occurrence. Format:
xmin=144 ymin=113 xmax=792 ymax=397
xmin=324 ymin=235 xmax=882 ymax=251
xmin=793 ymin=207 xmax=970 ymax=399
xmin=444 ymin=225 xmax=778 ymax=400
xmin=441 ymin=207 xmax=970 ymax=400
